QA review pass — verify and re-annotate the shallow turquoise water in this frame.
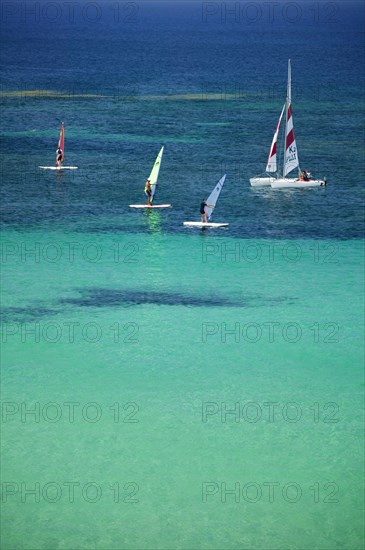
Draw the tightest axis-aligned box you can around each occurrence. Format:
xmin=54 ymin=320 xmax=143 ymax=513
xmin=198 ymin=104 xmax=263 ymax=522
xmin=1 ymin=231 xmax=364 ymax=549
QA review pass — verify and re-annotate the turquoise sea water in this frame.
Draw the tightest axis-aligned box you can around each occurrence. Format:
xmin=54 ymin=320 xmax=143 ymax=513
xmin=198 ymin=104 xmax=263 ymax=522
xmin=1 ymin=2 xmax=364 ymax=549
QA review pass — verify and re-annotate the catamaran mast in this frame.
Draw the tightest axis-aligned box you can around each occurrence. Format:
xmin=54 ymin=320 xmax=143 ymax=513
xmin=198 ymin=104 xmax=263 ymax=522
xmin=283 ymin=59 xmax=301 ymax=177
xmin=282 ymin=59 xmax=290 ymax=177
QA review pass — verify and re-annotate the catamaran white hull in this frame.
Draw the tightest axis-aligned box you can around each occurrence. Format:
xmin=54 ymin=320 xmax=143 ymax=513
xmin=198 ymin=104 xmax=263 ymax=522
xmin=39 ymin=166 xmax=78 ymax=170
xmin=183 ymin=221 xmax=229 ymax=228
xmin=249 ymin=176 xmax=275 ymax=187
xmin=271 ymin=178 xmax=326 ymax=189
xmin=129 ymin=204 xmax=171 ymax=208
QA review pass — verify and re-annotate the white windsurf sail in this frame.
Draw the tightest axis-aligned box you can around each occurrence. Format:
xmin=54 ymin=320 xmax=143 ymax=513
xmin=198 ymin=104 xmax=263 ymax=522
xmin=145 ymin=146 xmax=164 ymax=203
xmin=283 ymin=60 xmax=299 ymax=176
xmin=266 ymin=104 xmax=285 ymax=173
xmin=205 ymin=174 xmax=226 ymax=220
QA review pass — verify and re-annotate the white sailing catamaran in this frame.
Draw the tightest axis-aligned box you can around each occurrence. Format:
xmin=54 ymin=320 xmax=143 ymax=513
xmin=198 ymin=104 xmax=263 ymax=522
xmin=129 ymin=146 xmax=171 ymax=208
xmin=183 ymin=174 xmax=228 ymax=228
xmin=39 ymin=122 xmax=78 ymax=170
xmin=250 ymin=60 xmax=326 ymax=189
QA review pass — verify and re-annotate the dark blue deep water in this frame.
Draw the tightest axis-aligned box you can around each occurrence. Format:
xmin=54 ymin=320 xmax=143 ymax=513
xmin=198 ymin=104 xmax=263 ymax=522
xmin=1 ymin=1 xmax=364 ymax=238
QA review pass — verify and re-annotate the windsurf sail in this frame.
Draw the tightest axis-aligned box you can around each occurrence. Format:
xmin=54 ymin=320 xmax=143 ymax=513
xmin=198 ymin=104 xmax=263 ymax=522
xmin=283 ymin=60 xmax=299 ymax=176
xmin=56 ymin=122 xmax=65 ymax=165
xmin=205 ymin=174 xmax=226 ymax=220
xmin=266 ymin=104 xmax=285 ymax=173
xmin=145 ymin=146 xmax=164 ymax=203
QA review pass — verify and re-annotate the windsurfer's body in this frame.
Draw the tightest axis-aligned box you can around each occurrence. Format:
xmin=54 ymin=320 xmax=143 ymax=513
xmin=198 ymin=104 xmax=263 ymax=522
xmin=145 ymin=179 xmax=152 ymax=206
xmin=56 ymin=147 xmax=64 ymax=167
xmin=200 ymin=199 xmax=213 ymax=223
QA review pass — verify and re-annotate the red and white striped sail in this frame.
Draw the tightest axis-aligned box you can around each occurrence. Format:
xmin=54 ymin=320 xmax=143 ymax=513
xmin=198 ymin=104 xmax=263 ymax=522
xmin=58 ymin=122 xmax=65 ymax=155
xmin=283 ymin=60 xmax=299 ymax=176
xmin=266 ymin=104 xmax=285 ymax=173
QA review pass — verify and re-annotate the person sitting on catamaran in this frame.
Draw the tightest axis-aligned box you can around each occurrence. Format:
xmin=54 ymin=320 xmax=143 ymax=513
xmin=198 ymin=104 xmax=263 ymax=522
xmin=303 ymin=169 xmax=311 ymax=181
xmin=145 ymin=179 xmax=152 ymax=206
xmin=56 ymin=147 xmax=64 ymax=166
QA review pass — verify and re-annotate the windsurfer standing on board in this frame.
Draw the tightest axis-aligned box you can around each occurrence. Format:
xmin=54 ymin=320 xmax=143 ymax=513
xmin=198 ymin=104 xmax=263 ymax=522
xmin=56 ymin=146 xmax=64 ymax=167
xmin=200 ymin=198 xmax=214 ymax=223
xmin=145 ymin=179 xmax=152 ymax=206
